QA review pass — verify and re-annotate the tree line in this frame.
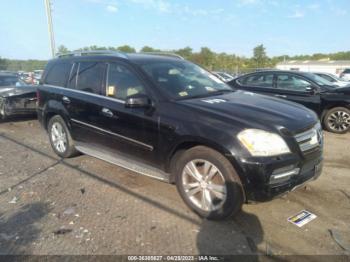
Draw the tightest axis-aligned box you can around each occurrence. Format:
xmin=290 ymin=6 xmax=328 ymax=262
xmin=1 ymin=44 xmax=350 ymax=73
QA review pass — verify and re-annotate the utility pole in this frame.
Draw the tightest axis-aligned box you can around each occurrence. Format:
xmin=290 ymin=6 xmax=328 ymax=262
xmin=44 ymin=0 xmax=55 ymax=57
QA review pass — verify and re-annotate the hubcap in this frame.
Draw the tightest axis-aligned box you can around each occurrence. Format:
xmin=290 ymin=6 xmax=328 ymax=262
xmin=51 ymin=122 xmax=67 ymax=153
xmin=182 ymin=159 xmax=227 ymax=212
xmin=327 ymin=111 xmax=350 ymax=132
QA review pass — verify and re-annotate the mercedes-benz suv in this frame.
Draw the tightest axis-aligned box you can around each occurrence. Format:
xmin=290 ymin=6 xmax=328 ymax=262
xmin=37 ymin=51 xmax=323 ymax=220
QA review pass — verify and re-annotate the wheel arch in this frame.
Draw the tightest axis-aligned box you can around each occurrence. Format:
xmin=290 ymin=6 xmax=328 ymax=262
xmin=166 ymin=137 xmax=248 ymax=189
xmin=43 ymin=100 xmax=70 ymax=130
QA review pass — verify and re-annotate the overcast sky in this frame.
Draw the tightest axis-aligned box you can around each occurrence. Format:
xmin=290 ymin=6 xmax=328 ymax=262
xmin=0 ymin=0 xmax=349 ymax=60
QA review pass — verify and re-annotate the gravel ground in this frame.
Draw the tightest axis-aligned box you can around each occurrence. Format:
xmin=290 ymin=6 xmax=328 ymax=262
xmin=0 ymin=118 xmax=349 ymax=257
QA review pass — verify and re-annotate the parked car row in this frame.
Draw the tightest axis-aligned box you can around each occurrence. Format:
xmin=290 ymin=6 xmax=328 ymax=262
xmin=228 ymin=70 xmax=350 ymax=133
xmin=18 ymin=70 xmax=43 ymax=85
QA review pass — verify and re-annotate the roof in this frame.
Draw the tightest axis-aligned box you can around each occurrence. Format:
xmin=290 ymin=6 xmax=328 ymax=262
xmin=54 ymin=51 xmax=184 ymax=64
xmin=277 ymin=60 xmax=350 ymax=66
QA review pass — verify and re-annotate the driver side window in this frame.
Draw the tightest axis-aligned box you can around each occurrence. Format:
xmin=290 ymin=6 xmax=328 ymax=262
xmin=107 ymin=63 xmax=146 ymax=101
xmin=276 ymin=74 xmax=312 ymax=92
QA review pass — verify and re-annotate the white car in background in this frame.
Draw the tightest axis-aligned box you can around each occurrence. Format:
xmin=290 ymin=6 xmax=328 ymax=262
xmin=314 ymin=72 xmax=350 ymax=87
xmin=340 ymin=69 xmax=350 ymax=81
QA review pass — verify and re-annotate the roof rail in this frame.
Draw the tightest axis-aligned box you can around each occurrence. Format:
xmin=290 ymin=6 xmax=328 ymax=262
xmin=55 ymin=50 xmax=128 ymax=59
xmin=138 ymin=52 xmax=184 ymax=60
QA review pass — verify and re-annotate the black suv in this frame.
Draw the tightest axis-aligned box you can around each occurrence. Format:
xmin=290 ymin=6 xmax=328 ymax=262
xmin=229 ymin=70 xmax=350 ymax=134
xmin=37 ymin=51 xmax=323 ymax=220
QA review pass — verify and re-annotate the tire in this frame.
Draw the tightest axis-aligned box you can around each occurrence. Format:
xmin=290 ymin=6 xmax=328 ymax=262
xmin=175 ymin=146 xmax=244 ymax=220
xmin=48 ymin=115 xmax=78 ymax=158
xmin=0 ymin=101 xmax=6 ymax=121
xmin=323 ymin=107 xmax=350 ymax=134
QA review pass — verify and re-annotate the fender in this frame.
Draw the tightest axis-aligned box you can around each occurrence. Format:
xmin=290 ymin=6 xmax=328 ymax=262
xmin=42 ymin=100 xmax=71 ymax=130
xmin=166 ymin=135 xmax=248 ymax=188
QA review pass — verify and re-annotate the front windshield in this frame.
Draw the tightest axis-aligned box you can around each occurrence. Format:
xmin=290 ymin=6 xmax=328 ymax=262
xmin=139 ymin=60 xmax=232 ymax=99
xmin=305 ymin=73 xmax=337 ymax=87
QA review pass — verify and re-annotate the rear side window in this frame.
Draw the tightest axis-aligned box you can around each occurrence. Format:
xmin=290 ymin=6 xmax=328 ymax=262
xmin=45 ymin=63 xmax=72 ymax=87
xmin=76 ymin=62 xmax=106 ymax=94
xmin=238 ymin=73 xmax=274 ymax=88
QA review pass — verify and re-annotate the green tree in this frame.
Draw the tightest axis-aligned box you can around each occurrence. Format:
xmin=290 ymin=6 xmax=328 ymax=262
xmin=116 ymin=45 xmax=136 ymax=53
xmin=140 ymin=46 xmax=160 ymax=52
xmin=252 ymin=44 xmax=268 ymax=68
xmin=57 ymin=45 xmax=70 ymax=55
xmin=175 ymin=47 xmax=193 ymax=59
xmin=0 ymin=57 xmax=8 ymax=70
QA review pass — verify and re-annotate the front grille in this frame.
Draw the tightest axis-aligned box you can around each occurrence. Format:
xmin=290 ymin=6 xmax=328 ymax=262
xmin=294 ymin=123 xmax=323 ymax=154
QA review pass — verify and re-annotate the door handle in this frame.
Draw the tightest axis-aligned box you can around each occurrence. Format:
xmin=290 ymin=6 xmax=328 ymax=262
xmin=274 ymin=94 xmax=287 ymax=98
xmin=101 ymin=107 xmax=114 ymax=117
xmin=62 ymin=96 xmax=71 ymax=104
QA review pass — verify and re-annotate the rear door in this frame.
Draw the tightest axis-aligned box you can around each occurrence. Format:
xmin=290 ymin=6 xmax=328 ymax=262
xmin=64 ymin=61 xmax=111 ymax=147
xmin=274 ymin=72 xmax=321 ymax=114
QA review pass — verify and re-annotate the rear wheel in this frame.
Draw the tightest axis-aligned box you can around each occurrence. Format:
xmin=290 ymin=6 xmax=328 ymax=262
xmin=0 ymin=101 xmax=6 ymax=121
xmin=324 ymin=107 xmax=350 ymax=134
xmin=175 ymin=146 xmax=244 ymax=220
xmin=48 ymin=115 xmax=78 ymax=158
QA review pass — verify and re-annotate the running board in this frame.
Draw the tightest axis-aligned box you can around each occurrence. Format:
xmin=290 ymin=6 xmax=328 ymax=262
xmin=75 ymin=144 xmax=170 ymax=183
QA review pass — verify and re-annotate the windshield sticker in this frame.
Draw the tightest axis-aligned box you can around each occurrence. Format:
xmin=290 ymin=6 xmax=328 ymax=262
xmin=202 ymin=99 xmax=226 ymax=104
xmin=179 ymin=91 xmax=188 ymax=97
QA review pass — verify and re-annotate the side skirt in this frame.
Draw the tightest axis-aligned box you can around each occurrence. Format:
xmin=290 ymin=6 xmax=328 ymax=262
xmin=75 ymin=143 xmax=170 ymax=183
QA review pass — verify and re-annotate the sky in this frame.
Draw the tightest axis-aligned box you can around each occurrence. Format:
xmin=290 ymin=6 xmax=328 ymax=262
xmin=0 ymin=0 xmax=349 ymax=60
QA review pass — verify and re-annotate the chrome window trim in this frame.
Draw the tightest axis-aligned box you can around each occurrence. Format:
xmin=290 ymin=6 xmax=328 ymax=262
xmin=43 ymin=84 xmax=125 ymax=104
xmin=70 ymin=118 xmax=154 ymax=151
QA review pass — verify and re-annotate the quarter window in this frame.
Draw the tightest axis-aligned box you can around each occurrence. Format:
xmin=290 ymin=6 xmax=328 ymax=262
xmin=76 ymin=62 xmax=106 ymax=94
xmin=238 ymin=73 xmax=273 ymax=87
xmin=45 ymin=63 xmax=72 ymax=87
xmin=107 ymin=63 xmax=146 ymax=100
xmin=276 ymin=74 xmax=312 ymax=92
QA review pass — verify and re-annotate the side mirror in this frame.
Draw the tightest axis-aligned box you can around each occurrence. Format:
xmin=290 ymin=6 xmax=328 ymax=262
xmin=125 ymin=94 xmax=151 ymax=108
xmin=305 ymin=86 xmax=317 ymax=94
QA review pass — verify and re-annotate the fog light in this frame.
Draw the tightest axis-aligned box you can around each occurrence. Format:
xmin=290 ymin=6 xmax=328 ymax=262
xmin=270 ymin=166 xmax=300 ymax=185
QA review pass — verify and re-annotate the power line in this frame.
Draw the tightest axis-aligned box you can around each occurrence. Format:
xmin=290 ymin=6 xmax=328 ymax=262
xmin=44 ymin=0 xmax=55 ymax=57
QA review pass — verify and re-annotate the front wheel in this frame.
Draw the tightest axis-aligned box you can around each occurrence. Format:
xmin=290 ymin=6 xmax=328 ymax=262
xmin=48 ymin=115 xmax=78 ymax=158
xmin=324 ymin=107 xmax=350 ymax=134
xmin=175 ymin=146 xmax=244 ymax=220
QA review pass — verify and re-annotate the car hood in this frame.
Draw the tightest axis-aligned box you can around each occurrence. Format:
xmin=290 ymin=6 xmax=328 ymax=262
xmin=179 ymin=91 xmax=318 ymax=133
xmin=321 ymin=85 xmax=350 ymax=94
xmin=0 ymin=85 xmax=36 ymax=97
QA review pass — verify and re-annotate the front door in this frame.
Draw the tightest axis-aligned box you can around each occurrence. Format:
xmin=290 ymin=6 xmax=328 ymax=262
xmin=274 ymin=73 xmax=321 ymax=114
xmin=98 ymin=62 xmax=160 ymax=166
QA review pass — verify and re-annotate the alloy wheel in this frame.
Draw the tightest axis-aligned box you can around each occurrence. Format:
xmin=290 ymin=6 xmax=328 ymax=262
xmin=51 ymin=122 xmax=67 ymax=153
xmin=182 ymin=159 xmax=227 ymax=212
xmin=327 ymin=110 xmax=350 ymax=132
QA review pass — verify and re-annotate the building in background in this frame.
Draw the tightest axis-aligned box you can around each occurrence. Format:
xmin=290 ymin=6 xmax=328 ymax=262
xmin=276 ymin=60 xmax=350 ymax=76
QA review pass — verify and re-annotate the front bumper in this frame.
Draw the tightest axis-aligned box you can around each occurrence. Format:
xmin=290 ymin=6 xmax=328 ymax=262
xmin=236 ymin=148 xmax=323 ymax=201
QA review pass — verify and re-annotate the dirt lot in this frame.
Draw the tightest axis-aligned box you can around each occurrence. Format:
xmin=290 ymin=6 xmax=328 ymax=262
xmin=0 ymin=118 xmax=349 ymax=257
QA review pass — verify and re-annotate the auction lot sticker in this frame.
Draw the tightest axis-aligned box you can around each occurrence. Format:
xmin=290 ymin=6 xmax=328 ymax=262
xmin=288 ymin=210 xmax=317 ymax=227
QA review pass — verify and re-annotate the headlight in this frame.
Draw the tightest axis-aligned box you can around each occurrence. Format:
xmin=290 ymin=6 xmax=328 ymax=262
xmin=237 ymin=129 xmax=290 ymax=157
